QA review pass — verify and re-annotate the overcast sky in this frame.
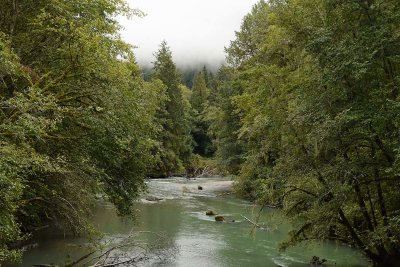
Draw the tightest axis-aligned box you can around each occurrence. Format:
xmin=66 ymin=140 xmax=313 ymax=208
xmin=118 ymin=0 xmax=259 ymax=67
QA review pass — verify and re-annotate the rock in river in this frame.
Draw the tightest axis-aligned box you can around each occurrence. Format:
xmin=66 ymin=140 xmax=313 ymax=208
xmin=215 ymin=215 xmax=225 ymax=222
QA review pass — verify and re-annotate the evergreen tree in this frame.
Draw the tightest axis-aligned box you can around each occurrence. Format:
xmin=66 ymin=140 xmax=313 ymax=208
xmin=151 ymin=41 xmax=192 ymax=176
xmin=202 ymin=65 xmax=211 ymax=88
xmin=191 ymin=71 xmax=209 ymax=113
xmin=190 ymin=71 xmax=215 ymax=156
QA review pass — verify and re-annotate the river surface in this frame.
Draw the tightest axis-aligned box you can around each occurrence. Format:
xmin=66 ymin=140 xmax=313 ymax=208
xmin=17 ymin=177 xmax=368 ymax=267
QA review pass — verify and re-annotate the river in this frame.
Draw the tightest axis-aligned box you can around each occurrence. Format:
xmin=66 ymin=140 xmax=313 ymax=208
xmin=16 ymin=177 xmax=368 ymax=266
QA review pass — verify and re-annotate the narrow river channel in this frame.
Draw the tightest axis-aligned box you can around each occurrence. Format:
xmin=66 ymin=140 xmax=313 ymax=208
xmin=17 ymin=177 xmax=368 ymax=266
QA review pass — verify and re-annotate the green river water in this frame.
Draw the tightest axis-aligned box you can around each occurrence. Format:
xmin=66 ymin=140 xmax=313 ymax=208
xmin=16 ymin=177 xmax=368 ymax=267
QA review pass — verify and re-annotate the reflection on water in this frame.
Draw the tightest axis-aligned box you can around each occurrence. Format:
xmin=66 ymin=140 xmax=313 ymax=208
xmin=17 ymin=177 xmax=368 ymax=267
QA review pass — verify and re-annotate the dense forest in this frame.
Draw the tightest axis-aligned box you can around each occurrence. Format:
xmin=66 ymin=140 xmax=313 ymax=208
xmin=1 ymin=0 xmax=400 ymax=266
xmin=215 ymin=1 xmax=400 ymax=266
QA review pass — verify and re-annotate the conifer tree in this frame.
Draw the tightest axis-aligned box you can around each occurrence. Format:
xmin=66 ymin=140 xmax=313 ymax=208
xmin=151 ymin=41 xmax=192 ymax=176
xmin=202 ymin=65 xmax=211 ymax=88
xmin=190 ymin=71 xmax=214 ymax=156
xmin=191 ymin=71 xmax=209 ymax=113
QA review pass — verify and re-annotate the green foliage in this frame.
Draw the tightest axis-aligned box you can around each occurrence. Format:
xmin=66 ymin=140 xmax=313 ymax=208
xmin=190 ymin=71 xmax=215 ymax=157
xmin=190 ymin=71 xmax=209 ymax=113
xmin=220 ymin=0 xmax=400 ymax=265
xmin=206 ymin=66 xmax=245 ymax=174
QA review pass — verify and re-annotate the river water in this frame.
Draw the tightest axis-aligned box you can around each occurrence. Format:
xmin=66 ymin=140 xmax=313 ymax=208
xmin=17 ymin=177 xmax=368 ymax=267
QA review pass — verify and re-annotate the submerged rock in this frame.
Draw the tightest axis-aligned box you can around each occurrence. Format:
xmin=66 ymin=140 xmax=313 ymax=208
xmin=206 ymin=210 xmax=217 ymax=216
xmin=145 ymin=196 xmax=163 ymax=201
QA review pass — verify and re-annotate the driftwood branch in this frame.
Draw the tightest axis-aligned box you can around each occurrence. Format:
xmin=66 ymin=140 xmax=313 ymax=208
xmin=241 ymin=215 xmax=266 ymax=230
xmin=193 ymin=165 xmax=218 ymax=178
xmin=240 ymin=215 xmax=279 ymax=233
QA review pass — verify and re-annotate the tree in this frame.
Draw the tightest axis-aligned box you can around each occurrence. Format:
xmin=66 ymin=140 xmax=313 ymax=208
xmin=190 ymin=71 xmax=214 ymax=156
xmin=150 ymin=41 xmax=192 ymax=176
xmin=202 ymin=65 xmax=212 ymax=88
xmin=190 ymin=71 xmax=209 ymax=113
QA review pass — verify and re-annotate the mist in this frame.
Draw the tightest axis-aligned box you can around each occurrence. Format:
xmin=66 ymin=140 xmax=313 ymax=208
xmin=118 ymin=0 xmax=260 ymax=68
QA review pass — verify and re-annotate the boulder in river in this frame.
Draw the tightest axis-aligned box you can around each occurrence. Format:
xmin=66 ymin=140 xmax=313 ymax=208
xmin=215 ymin=215 xmax=225 ymax=222
xmin=198 ymin=185 xmax=203 ymax=190
xmin=206 ymin=210 xmax=217 ymax=216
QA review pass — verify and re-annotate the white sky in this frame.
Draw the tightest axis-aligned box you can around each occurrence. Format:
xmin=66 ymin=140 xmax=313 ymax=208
xmin=119 ymin=0 xmax=260 ymax=67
